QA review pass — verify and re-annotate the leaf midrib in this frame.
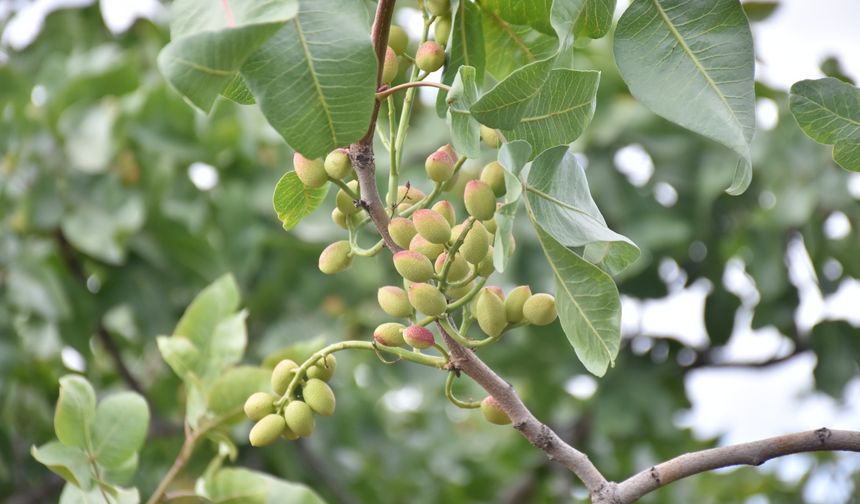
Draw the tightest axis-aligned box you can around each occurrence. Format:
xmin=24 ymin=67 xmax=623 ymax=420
xmin=293 ymin=17 xmax=337 ymax=147
xmin=518 ymin=100 xmax=590 ymax=123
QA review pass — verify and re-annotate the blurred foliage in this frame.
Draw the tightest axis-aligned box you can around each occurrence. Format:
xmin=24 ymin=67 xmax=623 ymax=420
xmin=0 ymin=3 xmax=858 ymax=504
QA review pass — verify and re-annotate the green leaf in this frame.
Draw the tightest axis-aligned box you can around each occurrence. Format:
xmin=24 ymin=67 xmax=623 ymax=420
xmin=174 ymin=274 xmax=241 ymax=348
xmin=58 ymin=102 xmax=118 ymax=174
xmin=470 ymin=58 xmax=555 ymax=130
xmin=526 ymin=223 xmax=621 ymax=377
xmin=273 ymin=171 xmax=330 ymax=231
xmin=525 ymin=146 xmax=639 ymax=274
xmin=31 ymin=442 xmax=91 ymax=488
xmin=492 ymin=140 xmax=531 ymax=272
xmin=241 ymin=0 xmax=377 ymax=158
xmin=207 ymin=366 xmax=271 ymax=420
xmin=789 ymin=77 xmax=860 ymax=172
xmin=574 ymin=0 xmax=617 ymax=39
xmin=102 ymin=454 xmax=139 ymax=486
xmin=61 ymin=196 xmax=145 ymax=265
xmin=437 ymin=0 xmax=485 ymax=117
xmin=205 ymin=468 xmax=327 ymax=504
xmin=204 ymin=310 xmax=249 ymax=379
xmin=480 ymin=9 xmax=557 ymax=80
xmin=614 ymin=0 xmax=756 ymax=194
xmin=158 ymin=0 xmax=298 ymax=112
xmin=91 ymin=392 xmax=150 ymax=467
xmin=59 ymin=484 xmax=139 ymax=504
xmin=221 ymin=74 xmax=256 ymax=105
xmin=446 ymin=66 xmax=481 ymax=159
xmin=811 ymin=321 xmax=860 ymax=397
xmin=502 ymin=69 xmax=600 ymax=154
xmin=481 ymin=0 xmax=554 ymax=35
xmin=157 ymin=336 xmax=201 ymax=381
xmin=54 ymin=375 xmax=96 ymax=450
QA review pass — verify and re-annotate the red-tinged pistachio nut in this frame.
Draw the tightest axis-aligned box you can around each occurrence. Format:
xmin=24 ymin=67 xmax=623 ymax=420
xmin=425 ymin=149 xmax=456 ymax=183
xmin=302 ymin=378 xmax=336 ymax=417
xmin=504 ymin=285 xmax=532 ymax=324
xmin=388 ymin=217 xmax=417 ymax=249
xmin=397 ymin=184 xmax=427 ymax=204
xmin=382 ymin=46 xmax=398 ymax=84
xmin=431 ymin=200 xmax=457 ymax=226
xmin=413 ymin=209 xmax=452 ymax=244
xmin=393 ymin=250 xmax=435 ymax=282
xmin=480 ymin=396 xmax=511 ymax=425
xmin=435 ymin=251 xmax=470 ymax=282
xmin=318 ymin=240 xmax=353 ymax=275
xmin=409 ymin=234 xmax=445 ymax=261
xmin=464 ymin=180 xmax=496 ymax=221
xmin=480 ymin=125 xmax=501 ymax=149
xmin=480 ymin=161 xmax=506 ymax=197
xmin=374 ymin=322 xmax=406 ymax=347
xmin=324 ymin=149 xmax=352 ymax=180
xmin=407 ymin=282 xmax=447 ymax=316
xmin=403 ymin=324 xmax=436 ymax=349
xmin=389 ymin=25 xmax=409 ymax=55
xmin=461 ymin=220 xmax=489 ymax=264
xmin=336 ymin=180 xmax=361 ymax=215
xmin=293 ymin=153 xmax=327 ymax=188
xmin=377 ymin=286 xmax=413 ymax=318
xmin=415 ymin=41 xmax=445 ymax=72
xmin=523 ymin=293 xmax=557 ymax=326
xmin=283 ymin=400 xmax=315 ymax=437
xmin=249 ymin=413 xmax=286 ymax=446
xmin=244 ymin=392 xmax=276 ymax=421
xmin=271 ymin=359 xmax=299 ymax=395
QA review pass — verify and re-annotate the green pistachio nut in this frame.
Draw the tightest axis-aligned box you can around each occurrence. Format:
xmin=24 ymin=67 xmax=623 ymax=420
xmin=435 ymin=15 xmax=452 ymax=46
xmin=249 ymin=413 xmax=287 ymax=446
xmin=271 ymin=359 xmax=299 ymax=395
xmin=412 ymin=209 xmax=452 ymax=244
xmin=377 ymin=286 xmax=413 ymax=318
xmin=324 ymin=149 xmax=352 ymax=180
xmin=480 ymin=125 xmax=501 ymax=149
xmin=393 ymin=250 xmax=435 ymax=282
xmin=480 ymin=396 xmax=511 ymax=425
xmin=244 ymin=392 xmax=276 ymax=421
xmin=374 ymin=322 xmax=406 ymax=347
xmin=504 ymin=285 xmax=532 ymax=324
xmin=461 ymin=221 xmax=489 ymax=264
xmin=281 ymin=424 xmax=300 ymax=441
xmin=415 ymin=41 xmax=445 ymax=72
xmin=483 ymin=214 xmax=497 ymax=234
xmin=476 ymin=288 xmax=506 ymax=337
xmin=447 ymin=280 xmax=474 ymax=300
xmin=302 ymin=378 xmax=336 ymax=417
xmin=403 ymin=324 xmax=435 ymax=349
xmin=306 ymin=354 xmax=337 ymax=381
xmin=331 ymin=208 xmax=348 ymax=229
xmin=283 ymin=400 xmax=316 ymax=438
xmin=427 ymin=0 xmax=451 ymax=16
xmin=435 ymin=252 xmax=469 ymax=282
xmin=388 ymin=217 xmax=417 ymax=249
xmin=409 ymin=234 xmax=445 ymax=261
xmin=293 ymin=153 xmax=327 ymax=188
xmin=480 ymin=161 xmax=506 ymax=197
xmin=336 ymin=180 xmax=361 ymax=215
xmin=382 ymin=46 xmax=399 ymax=84
xmin=431 ymin=200 xmax=457 ymax=226
xmin=318 ymin=240 xmax=353 ymax=275
xmin=425 ymin=149 xmax=456 ymax=183
xmin=397 ymin=184 xmax=427 ymax=205
xmin=388 ymin=25 xmax=409 ymax=55
xmin=464 ymin=180 xmax=497 ymax=221
xmin=476 ymin=246 xmax=495 ymax=277
xmin=407 ymin=282 xmax=447 ymax=316
xmin=523 ymin=293 xmax=557 ymax=326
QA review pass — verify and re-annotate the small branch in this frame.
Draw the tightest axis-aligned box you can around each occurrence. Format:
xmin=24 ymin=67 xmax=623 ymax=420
xmin=687 ymin=344 xmax=810 ymax=371
xmin=376 ymin=81 xmax=451 ymax=100
xmin=614 ymin=428 xmax=860 ymax=504
xmin=146 ymin=423 xmax=198 ymax=504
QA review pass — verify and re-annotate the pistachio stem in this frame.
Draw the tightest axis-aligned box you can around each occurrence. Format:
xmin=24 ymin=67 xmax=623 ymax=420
xmin=376 ymin=81 xmax=451 ymax=100
xmin=445 ymin=371 xmax=481 ymax=409
xmin=438 ymin=217 xmax=476 ymax=291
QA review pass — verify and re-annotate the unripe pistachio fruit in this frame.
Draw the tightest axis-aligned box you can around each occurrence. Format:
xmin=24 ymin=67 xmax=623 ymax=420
xmin=282 ymin=424 xmax=300 ymax=441
xmin=483 ymin=214 xmax=498 ymax=234
xmin=271 ymin=359 xmax=299 ymax=395
xmin=409 ymin=234 xmax=444 ymax=261
xmin=407 ymin=282 xmax=447 ymax=316
xmin=374 ymin=322 xmax=406 ymax=346
xmin=331 ymin=208 xmax=348 ymax=229
xmin=307 ymin=354 xmax=337 ymax=381
xmin=425 ymin=149 xmax=456 ymax=183
xmin=249 ymin=414 xmax=287 ymax=446
xmin=415 ymin=41 xmax=445 ymax=73
xmin=461 ymin=221 xmax=490 ymax=264
xmin=393 ymin=250 xmax=435 ymax=282
xmin=435 ymin=252 xmax=469 ymax=282
xmin=377 ymin=286 xmax=413 ymax=318
xmin=435 ymin=15 xmax=452 ymax=46
xmin=481 ymin=161 xmax=506 ymax=197
xmin=336 ymin=180 xmax=360 ymax=215
xmin=480 ymin=396 xmax=511 ymax=425
xmin=431 ymin=200 xmax=456 ymax=226
xmin=244 ymin=392 xmax=276 ymax=421
xmin=447 ymin=280 xmax=474 ymax=300
xmin=403 ymin=325 xmax=435 ymax=349
xmin=382 ymin=46 xmax=398 ymax=84
xmin=523 ymin=293 xmax=557 ymax=326
xmin=476 ymin=288 xmax=507 ymax=338
xmin=293 ymin=153 xmax=327 ymax=188
xmin=397 ymin=185 xmax=427 ymax=205
xmin=318 ymin=240 xmax=352 ymax=275
xmin=413 ymin=209 xmax=452 ymax=244
xmin=504 ymin=285 xmax=532 ymax=324
xmin=302 ymin=378 xmax=336 ymax=416
xmin=324 ymin=149 xmax=352 ymax=179
xmin=427 ymin=0 xmax=451 ymax=16
xmin=388 ymin=25 xmax=409 ymax=55
xmin=388 ymin=217 xmax=417 ymax=249
xmin=480 ymin=125 xmax=501 ymax=149
xmin=284 ymin=400 xmax=316 ymax=438
xmin=464 ymin=180 xmax=497 ymax=221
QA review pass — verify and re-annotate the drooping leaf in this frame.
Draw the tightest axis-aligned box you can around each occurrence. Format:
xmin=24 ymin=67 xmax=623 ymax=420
xmin=241 ymin=0 xmax=377 ymax=158
xmin=91 ymin=392 xmax=150 ymax=467
xmin=493 ymin=140 xmax=531 ymax=272
xmin=158 ymin=0 xmax=299 ymax=111
xmin=614 ymin=0 xmax=756 ymax=194
xmin=446 ymin=66 xmax=481 ymax=159
xmin=437 ymin=0 xmax=485 ymax=117
xmin=525 ymin=146 xmax=639 ymax=274
xmin=502 ymin=69 xmax=600 ymax=154
xmin=574 ymin=0 xmax=617 ymax=39
xmin=789 ymin=77 xmax=860 ymax=172
xmin=54 ymin=375 xmax=96 ymax=450
xmin=205 ymin=468 xmax=327 ymax=504
xmin=480 ymin=0 xmax=554 ymax=35
xmin=31 ymin=442 xmax=91 ymax=488
xmin=273 ymin=171 xmax=330 ymax=231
